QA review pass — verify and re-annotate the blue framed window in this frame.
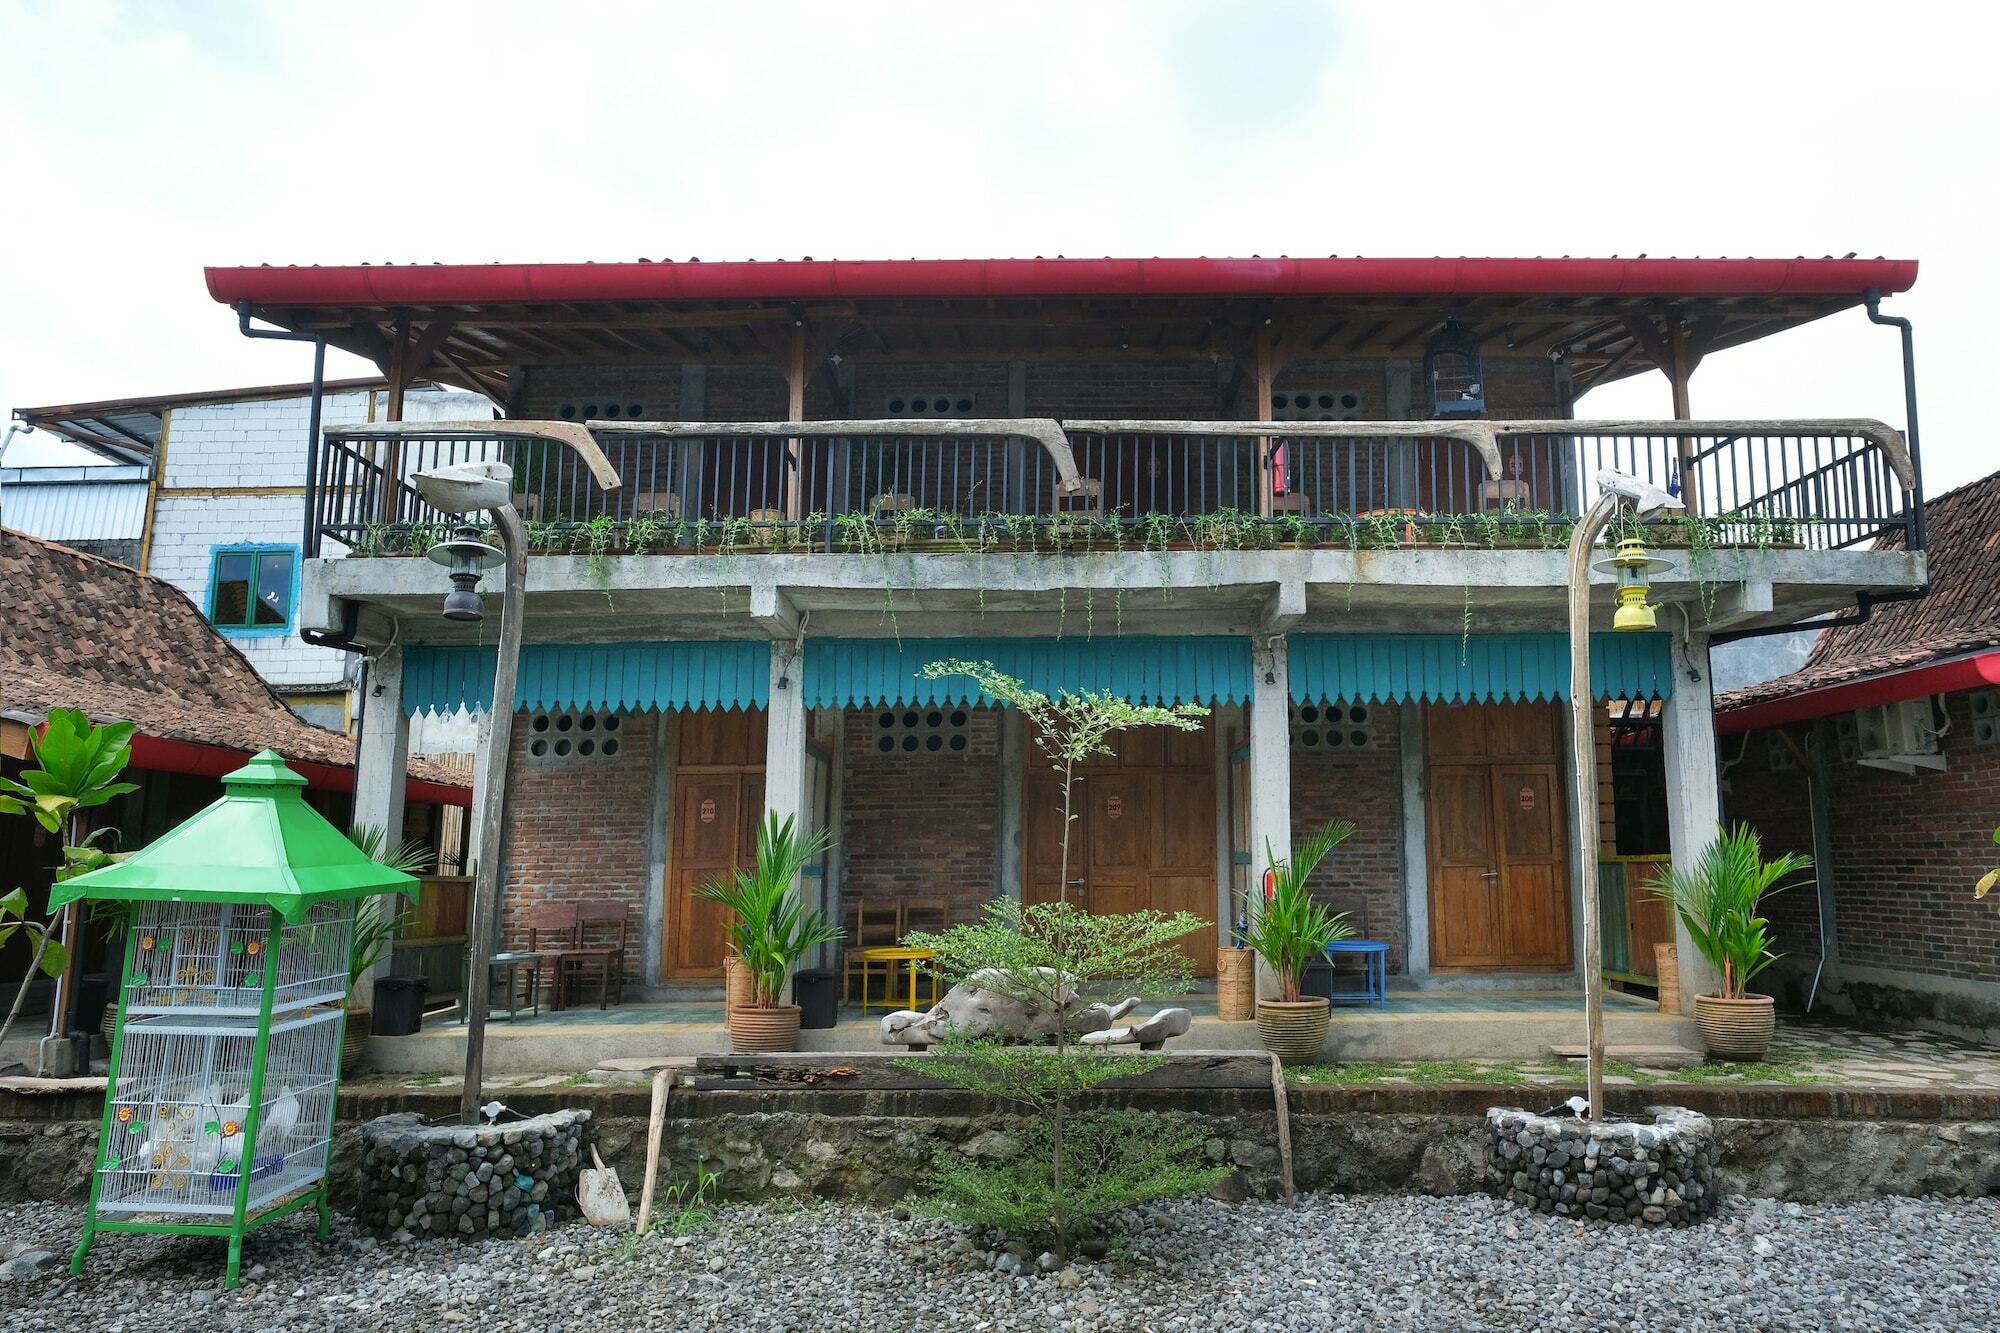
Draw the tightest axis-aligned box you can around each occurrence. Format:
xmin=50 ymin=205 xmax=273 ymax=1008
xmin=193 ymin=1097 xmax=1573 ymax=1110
xmin=207 ymin=545 xmax=298 ymax=634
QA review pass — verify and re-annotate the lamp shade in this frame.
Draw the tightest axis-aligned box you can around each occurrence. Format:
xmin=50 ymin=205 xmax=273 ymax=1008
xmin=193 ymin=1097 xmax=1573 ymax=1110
xmin=50 ymin=750 xmax=419 ymax=922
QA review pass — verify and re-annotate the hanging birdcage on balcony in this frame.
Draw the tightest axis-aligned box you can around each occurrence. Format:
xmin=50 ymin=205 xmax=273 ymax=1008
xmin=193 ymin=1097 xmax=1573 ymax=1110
xmin=1424 ymin=319 xmax=1487 ymax=417
xmin=53 ymin=751 xmax=418 ymax=1289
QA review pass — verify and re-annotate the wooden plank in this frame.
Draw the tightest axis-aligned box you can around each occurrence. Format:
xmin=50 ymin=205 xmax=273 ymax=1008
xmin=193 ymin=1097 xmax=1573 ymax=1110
xmin=691 ymin=1050 xmax=1273 ymax=1092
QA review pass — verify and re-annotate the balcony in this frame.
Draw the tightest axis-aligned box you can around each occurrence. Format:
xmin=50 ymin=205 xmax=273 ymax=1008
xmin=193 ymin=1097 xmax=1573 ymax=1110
xmin=310 ymin=417 xmax=1921 ymax=562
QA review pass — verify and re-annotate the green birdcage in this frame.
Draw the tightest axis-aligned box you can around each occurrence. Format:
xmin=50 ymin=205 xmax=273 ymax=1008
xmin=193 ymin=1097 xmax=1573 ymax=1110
xmin=54 ymin=751 xmax=418 ymax=1288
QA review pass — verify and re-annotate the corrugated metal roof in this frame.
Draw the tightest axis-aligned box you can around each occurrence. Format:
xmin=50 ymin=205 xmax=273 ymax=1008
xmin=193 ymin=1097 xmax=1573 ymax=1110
xmin=804 ymin=636 xmax=1251 ymax=708
xmin=402 ymin=641 xmax=772 ymax=717
xmin=0 ymin=467 xmax=148 ymax=543
xmin=1289 ymin=633 xmax=1676 ymax=704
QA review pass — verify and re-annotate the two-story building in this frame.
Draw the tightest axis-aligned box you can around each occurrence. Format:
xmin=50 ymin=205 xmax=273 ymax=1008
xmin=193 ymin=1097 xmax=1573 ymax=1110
xmin=205 ymin=255 xmax=1927 ymax=1014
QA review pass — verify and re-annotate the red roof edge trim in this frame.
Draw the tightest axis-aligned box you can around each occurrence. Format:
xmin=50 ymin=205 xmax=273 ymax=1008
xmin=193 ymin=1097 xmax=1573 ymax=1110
xmin=206 ymin=256 xmax=1919 ymax=308
xmin=1716 ymin=650 xmax=2000 ymax=736
xmin=129 ymin=734 xmax=472 ymax=808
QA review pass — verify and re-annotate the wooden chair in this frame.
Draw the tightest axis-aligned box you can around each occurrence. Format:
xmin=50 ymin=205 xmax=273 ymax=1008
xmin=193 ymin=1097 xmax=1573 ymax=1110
xmin=561 ymin=904 xmax=631 ymax=1010
xmin=520 ymin=902 xmax=581 ymax=1011
xmin=843 ymin=897 xmax=901 ymax=1004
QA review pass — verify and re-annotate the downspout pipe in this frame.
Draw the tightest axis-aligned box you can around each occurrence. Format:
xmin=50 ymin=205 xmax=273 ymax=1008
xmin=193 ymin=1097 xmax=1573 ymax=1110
xmin=234 ymin=300 xmax=363 ymax=655
xmin=234 ymin=300 xmax=326 ymax=560
xmin=1711 ymin=293 xmax=1931 ymax=646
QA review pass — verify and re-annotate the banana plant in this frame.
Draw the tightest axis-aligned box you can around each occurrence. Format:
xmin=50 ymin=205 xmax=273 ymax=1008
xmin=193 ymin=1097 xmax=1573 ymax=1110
xmin=0 ymin=708 xmax=138 ymax=834
xmin=0 ymin=709 xmax=140 ymax=1051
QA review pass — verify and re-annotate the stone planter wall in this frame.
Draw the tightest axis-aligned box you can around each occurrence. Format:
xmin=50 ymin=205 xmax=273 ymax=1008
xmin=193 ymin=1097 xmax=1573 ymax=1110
xmin=351 ymin=1109 xmax=591 ymax=1240
xmin=1486 ymin=1106 xmax=1717 ymax=1225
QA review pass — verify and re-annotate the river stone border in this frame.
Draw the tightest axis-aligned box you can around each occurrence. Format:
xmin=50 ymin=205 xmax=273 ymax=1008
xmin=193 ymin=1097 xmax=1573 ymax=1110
xmin=353 ymin=1109 xmax=591 ymax=1240
xmin=1485 ymin=1105 xmax=1717 ymax=1225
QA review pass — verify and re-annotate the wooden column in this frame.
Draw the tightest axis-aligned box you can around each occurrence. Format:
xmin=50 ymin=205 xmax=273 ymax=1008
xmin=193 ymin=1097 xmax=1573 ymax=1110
xmin=1254 ymin=333 xmax=1280 ymax=518
xmin=378 ymin=316 xmax=411 ymax=523
xmin=784 ymin=324 xmax=806 ymax=521
xmin=1668 ymin=323 xmax=1698 ymax=514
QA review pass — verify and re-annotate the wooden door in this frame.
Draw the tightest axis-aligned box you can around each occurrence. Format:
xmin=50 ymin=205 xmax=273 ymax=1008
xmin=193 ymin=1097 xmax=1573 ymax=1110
xmin=662 ymin=709 xmax=767 ymax=982
xmin=1021 ymin=717 xmax=1219 ymax=974
xmin=1427 ymin=764 xmax=1504 ymax=966
xmin=1424 ymin=702 xmax=1572 ymax=971
xmin=1493 ymin=763 xmax=1569 ymax=967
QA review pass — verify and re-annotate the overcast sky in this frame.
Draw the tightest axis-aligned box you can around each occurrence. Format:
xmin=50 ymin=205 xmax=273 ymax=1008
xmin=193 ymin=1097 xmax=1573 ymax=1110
xmin=2 ymin=1 xmax=1991 ymax=493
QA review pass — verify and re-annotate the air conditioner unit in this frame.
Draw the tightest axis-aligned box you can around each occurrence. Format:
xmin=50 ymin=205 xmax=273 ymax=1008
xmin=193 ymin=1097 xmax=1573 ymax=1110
xmin=1852 ymin=699 xmax=1945 ymax=774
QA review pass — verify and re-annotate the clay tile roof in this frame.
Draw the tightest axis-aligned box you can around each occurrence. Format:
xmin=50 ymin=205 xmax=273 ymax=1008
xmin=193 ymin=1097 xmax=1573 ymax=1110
xmin=0 ymin=526 xmax=463 ymax=788
xmin=1719 ymin=470 xmax=2000 ymax=709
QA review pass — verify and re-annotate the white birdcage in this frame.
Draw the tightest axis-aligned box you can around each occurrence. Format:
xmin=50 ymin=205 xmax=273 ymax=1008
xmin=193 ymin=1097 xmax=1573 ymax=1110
xmin=95 ymin=901 xmax=352 ymax=1219
xmin=55 ymin=751 xmax=419 ymax=1288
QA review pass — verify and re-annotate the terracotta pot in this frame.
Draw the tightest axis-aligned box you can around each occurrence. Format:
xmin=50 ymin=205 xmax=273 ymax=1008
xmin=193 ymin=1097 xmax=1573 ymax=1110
xmin=1694 ymin=993 xmax=1775 ymax=1061
xmin=728 ymin=1004 xmax=802 ymax=1053
xmin=343 ymin=1005 xmax=373 ymax=1072
xmin=1254 ymin=996 xmax=1330 ymax=1065
xmin=723 ymin=955 xmax=754 ymax=1012
xmin=1215 ymin=949 xmax=1255 ymax=1022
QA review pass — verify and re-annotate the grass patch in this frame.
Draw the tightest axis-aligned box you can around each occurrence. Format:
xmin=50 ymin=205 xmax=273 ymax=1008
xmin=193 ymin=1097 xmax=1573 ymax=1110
xmin=403 ymin=1072 xmax=443 ymax=1087
xmin=559 ymin=1071 xmax=592 ymax=1087
xmin=1289 ymin=1062 xmax=1399 ymax=1085
xmin=1674 ymin=1060 xmax=1828 ymax=1085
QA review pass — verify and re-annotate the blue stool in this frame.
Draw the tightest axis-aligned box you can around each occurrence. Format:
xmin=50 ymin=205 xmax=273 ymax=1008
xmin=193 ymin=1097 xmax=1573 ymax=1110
xmin=1322 ymin=939 xmax=1390 ymax=1009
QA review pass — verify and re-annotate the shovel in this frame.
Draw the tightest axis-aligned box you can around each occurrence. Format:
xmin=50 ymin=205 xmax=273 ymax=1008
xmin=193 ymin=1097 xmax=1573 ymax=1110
xmin=576 ymin=1145 xmax=631 ymax=1227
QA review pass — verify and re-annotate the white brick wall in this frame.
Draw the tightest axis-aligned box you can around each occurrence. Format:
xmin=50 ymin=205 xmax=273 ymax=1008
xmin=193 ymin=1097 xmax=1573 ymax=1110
xmin=150 ymin=385 xmax=494 ymax=705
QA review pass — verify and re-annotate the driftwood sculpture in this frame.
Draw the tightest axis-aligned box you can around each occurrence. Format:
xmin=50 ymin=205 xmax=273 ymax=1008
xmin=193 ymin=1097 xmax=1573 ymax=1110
xmin=878 ymin=967 xmax=1192 ymax=1051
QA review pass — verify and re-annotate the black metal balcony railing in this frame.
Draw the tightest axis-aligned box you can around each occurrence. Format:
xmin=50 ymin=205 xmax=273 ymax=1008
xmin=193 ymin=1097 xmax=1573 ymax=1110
xmin=308 ymin=418 xmax=1919 ymax=560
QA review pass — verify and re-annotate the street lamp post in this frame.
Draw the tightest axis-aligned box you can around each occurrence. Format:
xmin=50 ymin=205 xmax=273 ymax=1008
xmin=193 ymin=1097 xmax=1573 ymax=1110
xmin=1567 ymin=469 xmax=1680 ymax=1121
xmin=410 ymin=461 xmax=526 ymax=1125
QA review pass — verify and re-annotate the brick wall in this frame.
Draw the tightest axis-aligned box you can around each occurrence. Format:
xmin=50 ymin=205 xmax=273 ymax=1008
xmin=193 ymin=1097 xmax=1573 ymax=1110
xmin=1290 ymin=706 xmax=1407 ymax=969
xmin=837 ymin=705 xmax=1000 ymax=926
xmin=498 ymin=709 xmax=655 ymax=981
xmin=1726 ymin=691 xmax=2000 ymax=992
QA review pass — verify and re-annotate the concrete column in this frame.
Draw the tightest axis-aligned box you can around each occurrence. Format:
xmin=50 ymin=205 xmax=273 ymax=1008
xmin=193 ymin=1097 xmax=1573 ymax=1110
xmin=1399 ymin=702 xmax=1430 ymax=977
xmin=352 ymin=646 xmax=411 ymax=999
xmin=1249 ymin=637 xmax=1292 ymax=994
xmin=764 ymin=638 xmax=807 ymax=831
xmin=352 ymin=647 xmax=411 ymax=851
xmin=642 ymin=710 xmax=674 ymax=988
xmin=1660 ymin=632 xmax=1723 ymax=1012
xmin=995 ymin=706 xmax=1025 ymax=901
xmin=465 ymin=709 xmax=493 ymax=872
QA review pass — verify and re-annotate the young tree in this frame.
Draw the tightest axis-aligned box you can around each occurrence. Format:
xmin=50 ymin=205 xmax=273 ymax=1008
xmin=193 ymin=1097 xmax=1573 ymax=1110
xmin=902 ymin=899 xmax=1225 ymax=1254
xmin=903 ymin=662 xmax=1222 ymax=1254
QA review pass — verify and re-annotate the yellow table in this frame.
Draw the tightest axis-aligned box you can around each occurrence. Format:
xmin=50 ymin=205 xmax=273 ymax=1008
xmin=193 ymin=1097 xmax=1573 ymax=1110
xmin=858 ymin=946 xmax=940 ymax=1013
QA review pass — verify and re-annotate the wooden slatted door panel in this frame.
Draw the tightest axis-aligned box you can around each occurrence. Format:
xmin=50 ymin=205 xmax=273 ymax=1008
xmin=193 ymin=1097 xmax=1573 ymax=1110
xmin=1019 ymin=720 xmax=1220 ymax=973
xmin=1427 ymin=764 xmax=1504 ymax=967
xmin=1493 ymin=763 xmax=1571 ymax=968
xmin=667 ymin=773 xmax=749 ymax=979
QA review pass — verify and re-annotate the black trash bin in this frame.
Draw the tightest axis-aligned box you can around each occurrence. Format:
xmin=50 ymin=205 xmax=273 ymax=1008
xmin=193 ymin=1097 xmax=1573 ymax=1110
xmin=794 ymin=968 xmax=838 ymax=1029
xmin=373 ymin=976 xmax=428 ymax=1036
xmin=1299 ymin=961 xmax=1336 ymax=1002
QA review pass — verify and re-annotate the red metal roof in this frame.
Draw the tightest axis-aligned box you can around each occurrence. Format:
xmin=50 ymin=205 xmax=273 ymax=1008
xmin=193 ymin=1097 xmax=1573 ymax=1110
xmin=207 ymin=255 xmax=1918 ymax=307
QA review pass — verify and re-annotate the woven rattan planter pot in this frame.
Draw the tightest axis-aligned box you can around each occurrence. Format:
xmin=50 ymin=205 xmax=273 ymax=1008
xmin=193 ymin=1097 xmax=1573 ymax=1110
xmin=1216 ymin=949 xmax=1255 ymax=1022
xmin=343 ymin=1004 xmax=373 ymax=1071
xmin=1254 ymin=996 xmax=1330 ymax=1065
xmin=729 ymin=1004 xmax=802 ymax=1053
xmin=723 ymin=956 xmax=754 ymax=1012
xmin=1694 ymin=994 xmax=1775 ymax=1061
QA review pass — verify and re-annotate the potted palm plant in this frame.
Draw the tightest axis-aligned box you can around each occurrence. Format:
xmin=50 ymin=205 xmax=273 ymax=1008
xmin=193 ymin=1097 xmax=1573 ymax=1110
xmin=1649 ymin=823 xmax=1810 ymax=1061
xmin=1243 ymin=818 xmax=1356 ymax=1064
xmin=696 ymin=813 xmax=840 ymax=1053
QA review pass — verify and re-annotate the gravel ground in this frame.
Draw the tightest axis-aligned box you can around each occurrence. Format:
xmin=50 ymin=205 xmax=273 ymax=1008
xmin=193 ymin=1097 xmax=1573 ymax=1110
xmin=1 ymin=1193 xmax=1995 ymax=1332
